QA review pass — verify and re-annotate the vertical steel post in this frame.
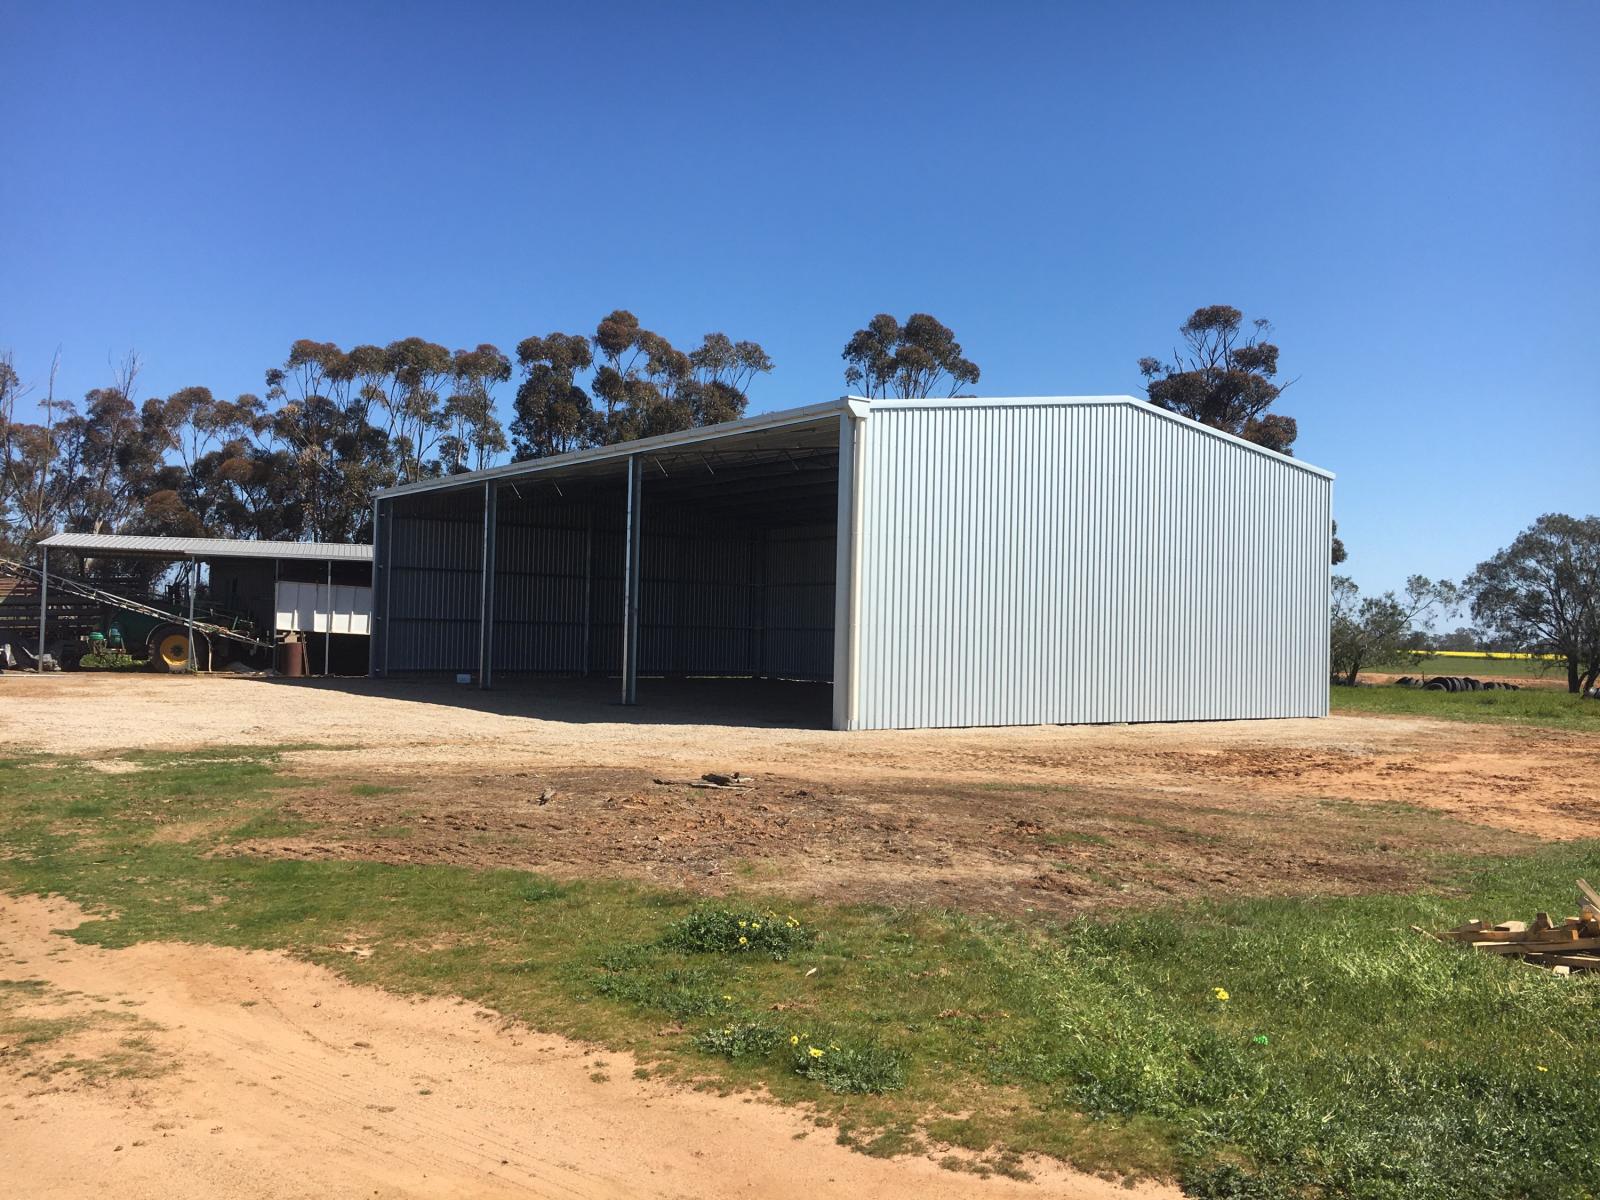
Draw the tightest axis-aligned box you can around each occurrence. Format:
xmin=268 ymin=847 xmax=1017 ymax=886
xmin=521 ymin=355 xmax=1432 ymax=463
xmin=620 ymin=456 xmax=643 ymax=705
xmin=831 ymin=410 xmax=866 ymax=731
xmin=382 ymin=498 xmax=394 ymax=676
xmin=273 ymin=556 xmax=281 ymax=675
xmin=478 ymin=482 xmax=497 ymax=689
xmin=581 ymin=503 xmax=594 ymax=677
xmin=36 ymin=546 xmax=48 ymax=672
xmin=367 ymin=500 xmax=379 ymax=678
xmin=186 ymin=560 xmax=197 ymax=671
xmin=324 ymin=560 xmax=333 ymax=677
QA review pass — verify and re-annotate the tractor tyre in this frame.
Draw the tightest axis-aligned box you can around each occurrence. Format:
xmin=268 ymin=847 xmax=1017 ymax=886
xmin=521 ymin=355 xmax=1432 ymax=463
xmin=148 ymin=626 xmax=199 ymax=673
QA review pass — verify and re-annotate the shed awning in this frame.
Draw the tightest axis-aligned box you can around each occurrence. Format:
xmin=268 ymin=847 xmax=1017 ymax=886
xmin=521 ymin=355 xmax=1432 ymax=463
xmin=37 ymin=533 xmax=372 ymax=563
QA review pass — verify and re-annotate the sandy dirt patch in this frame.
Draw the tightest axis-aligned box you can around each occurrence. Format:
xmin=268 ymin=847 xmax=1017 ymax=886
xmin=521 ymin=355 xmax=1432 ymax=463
xmin=4 ymin=674 xmax=1597 ymax=918
xmin=0 ymin=893 xmax=1167 ymax=1200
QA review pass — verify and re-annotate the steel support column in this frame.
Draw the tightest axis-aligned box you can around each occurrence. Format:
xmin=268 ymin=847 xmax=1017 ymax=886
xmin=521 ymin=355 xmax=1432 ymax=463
xmin=381 ymin=498 xmax=393 ymax=677
xmin=186 ymin=560 xmax=198 ymax=671
xmin=620 ymin=456 xmax=643 ymax=705
xmin=36 ymin=546 xmax=48 ymax=672
xmin=831 ymin=411 xmax=865 ymax=731
xmin=581 ymin=503 xmax=594 ymax=677
xmin=478 ymin=481 xmax=497 ymax=689
xmin=367 ymin=500 xmax=379 ymax=677
xmin=324 ymin=561 xmax=333 ymax=677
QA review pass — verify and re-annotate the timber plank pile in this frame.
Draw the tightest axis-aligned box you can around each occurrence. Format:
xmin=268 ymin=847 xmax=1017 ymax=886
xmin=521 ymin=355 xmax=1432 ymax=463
xmin=1438 ymin=879 xmax=1600 ymax=974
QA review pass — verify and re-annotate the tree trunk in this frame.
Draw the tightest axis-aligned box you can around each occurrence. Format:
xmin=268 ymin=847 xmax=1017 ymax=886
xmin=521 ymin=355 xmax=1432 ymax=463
xmin=1568 ymin=659 xmax=1581 ymax=694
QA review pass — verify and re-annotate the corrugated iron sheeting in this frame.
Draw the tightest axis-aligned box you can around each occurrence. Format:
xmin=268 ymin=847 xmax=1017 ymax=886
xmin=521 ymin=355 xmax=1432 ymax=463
xmin=764 ymin=524 xmax=835 ymax=679
xmin=492 ymin=499 xmax=603 ymax=673
xmin=384 ymin=491 xmax=485 ymax=673
xmin=384 ymin=485 xmax=838 ymax=680
xmin=853 ymin=402 xmax=1330 ymax=730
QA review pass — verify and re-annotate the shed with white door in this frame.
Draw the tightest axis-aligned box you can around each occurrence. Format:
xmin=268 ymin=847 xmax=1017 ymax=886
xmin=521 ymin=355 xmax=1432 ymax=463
xmin=370 ymin=396 xmax=1333 ymax=730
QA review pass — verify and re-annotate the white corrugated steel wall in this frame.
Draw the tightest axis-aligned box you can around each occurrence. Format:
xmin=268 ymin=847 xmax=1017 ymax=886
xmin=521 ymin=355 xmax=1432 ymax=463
xmin=851 ymin=401 xmax=1331 ymax=730
xmin=274 ymin=581 xmax=373 ymax=635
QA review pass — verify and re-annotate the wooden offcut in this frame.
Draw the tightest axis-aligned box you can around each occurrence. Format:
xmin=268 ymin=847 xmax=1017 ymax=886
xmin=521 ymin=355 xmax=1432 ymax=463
xmin=1437 ymin=880 xmax=1600 ymax=973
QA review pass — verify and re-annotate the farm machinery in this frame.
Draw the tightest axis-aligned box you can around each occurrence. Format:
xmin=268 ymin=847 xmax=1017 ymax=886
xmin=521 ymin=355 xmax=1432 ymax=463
xmin=0 ymin=556 xmax=272 ymax=672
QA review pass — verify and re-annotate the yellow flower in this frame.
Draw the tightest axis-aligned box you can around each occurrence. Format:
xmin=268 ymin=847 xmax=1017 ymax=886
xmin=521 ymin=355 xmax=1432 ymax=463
xmin=786 ymin=918 xmax=799 ymax=928
xmin=1212 ymin=987 xmax=1230 ymax=1002
xmin=1537 ymin=1064 xmax=1549 ymax=1072
xmin=738 ymin=920 xmax=748 ymax=929
xmin=789 ymin=1034 xmax=800 ymax=1046
xmin=808 ymin=1047 xmax=824 ymax=1059
xmin=723 ymin=1026 xmax=733 ymax=1033
xmin=721 ymin=994 xmax=732 ymax=1002
xmin=752 ymin=922 xmax=762 ymax=930
xmin=738 ymin=936 xmax=748 ymax=946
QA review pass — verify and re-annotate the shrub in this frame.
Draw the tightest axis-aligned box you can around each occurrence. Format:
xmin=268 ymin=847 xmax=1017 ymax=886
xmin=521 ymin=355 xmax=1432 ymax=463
xmin=662 ymin=907 xmax=812 ymax=961
xmin=694 ymin=1021 xmax=784 ymax=1060
xmin=789 ymin=1035 xmax=906 ymax=1094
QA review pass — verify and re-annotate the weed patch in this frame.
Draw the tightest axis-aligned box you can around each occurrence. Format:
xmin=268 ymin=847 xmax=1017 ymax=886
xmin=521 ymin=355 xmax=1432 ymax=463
xmin=694 ymin=1021 xmax=784 ymax=1060
xmin=792 ymin=1036 xmax=907 ymax=1095
xmin=662 ymin=907 xmax=812 ymax=960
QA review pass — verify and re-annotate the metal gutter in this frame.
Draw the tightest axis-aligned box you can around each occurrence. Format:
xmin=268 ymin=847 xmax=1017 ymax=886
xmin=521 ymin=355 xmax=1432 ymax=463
xmin=37 ymin=532 xmax=372 ymax=562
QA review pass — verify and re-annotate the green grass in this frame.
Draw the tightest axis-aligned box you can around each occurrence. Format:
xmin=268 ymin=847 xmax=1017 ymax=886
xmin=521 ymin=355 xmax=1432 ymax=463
xmin=1332 ymin=683 xmax=1600 ymax=731
xmin=1 ymin=749 xmax=1598 ymax=1198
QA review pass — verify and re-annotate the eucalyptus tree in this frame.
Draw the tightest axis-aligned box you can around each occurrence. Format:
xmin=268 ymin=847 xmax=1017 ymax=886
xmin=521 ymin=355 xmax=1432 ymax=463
xmin=1469 ymin=513 xmax=1600 ymax=694
xmin=1138 ymin=305 xmax=1295 ymax=454
xmin=442 ymin=344 xmax=511 ymax=473
xmin=842 ymin=312 xmax=980 ymax=399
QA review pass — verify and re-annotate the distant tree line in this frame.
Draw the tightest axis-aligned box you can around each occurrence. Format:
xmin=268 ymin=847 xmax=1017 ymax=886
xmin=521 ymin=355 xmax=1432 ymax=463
xmin=1331 ymin=514 xmax=1600 ymax=694
xmin=0 ymin=311 xmax=774 ymax=554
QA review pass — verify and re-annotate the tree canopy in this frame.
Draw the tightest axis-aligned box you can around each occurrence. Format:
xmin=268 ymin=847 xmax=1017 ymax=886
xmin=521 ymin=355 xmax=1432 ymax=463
xmin=1467 ymin=513 xmax=1600 ymax=694
xmin=841 ymin=313 xmax=979 ymax=399
xmin=1139 ymin=305 xmax=1296 ymax=455
xmin=510 ymin=312 xmax=772 ymax=461
xmin=1329 ymin=574 xmax=1458 ymax=686
xmin=0 ymin=314 xmax=772 ymax=557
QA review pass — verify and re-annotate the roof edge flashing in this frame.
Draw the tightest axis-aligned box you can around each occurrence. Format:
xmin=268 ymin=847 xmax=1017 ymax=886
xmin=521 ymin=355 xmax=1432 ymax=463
xmin=851 ymin=394 xmax=1333 ymax=480
xmin=36 ymin=533 xmax=373 ymax=561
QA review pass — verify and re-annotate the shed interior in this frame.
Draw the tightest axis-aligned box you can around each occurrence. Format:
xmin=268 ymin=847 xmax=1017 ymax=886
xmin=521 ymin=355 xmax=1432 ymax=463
xmin=379 ymin=418 xmax=842 ymax=723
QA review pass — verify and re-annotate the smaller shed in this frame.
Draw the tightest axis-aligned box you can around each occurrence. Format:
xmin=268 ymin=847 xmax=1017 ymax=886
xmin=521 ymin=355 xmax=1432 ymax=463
xmin=33 ymin=533 xmax=373 ymax=673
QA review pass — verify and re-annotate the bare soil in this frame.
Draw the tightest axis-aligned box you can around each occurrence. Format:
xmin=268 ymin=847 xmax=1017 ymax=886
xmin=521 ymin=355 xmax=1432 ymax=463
xmin=2 ymin=672 xmax=1596 ymax=1196
xmin=4 ymin=674 xmax=1595 ymax=916
xmin=1 ymin=893 xmax=1160 ymax=1199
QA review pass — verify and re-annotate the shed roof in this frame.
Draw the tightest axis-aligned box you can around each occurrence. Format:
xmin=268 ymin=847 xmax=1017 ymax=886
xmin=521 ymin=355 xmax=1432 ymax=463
xmin=377 ymin=398 xmax=852 ymax=501
xmin=375 ymin=395 xmax=1331 ymax=503
xmin=38 ymin=533 xmax=373 ymax=563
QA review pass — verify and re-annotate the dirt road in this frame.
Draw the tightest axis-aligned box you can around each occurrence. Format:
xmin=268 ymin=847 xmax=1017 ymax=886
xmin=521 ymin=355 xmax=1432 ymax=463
xmin=0 ymin=894 xmax=1163 ymax=1200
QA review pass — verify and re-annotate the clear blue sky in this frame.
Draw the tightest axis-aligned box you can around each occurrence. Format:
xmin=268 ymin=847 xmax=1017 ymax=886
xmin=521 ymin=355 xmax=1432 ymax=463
xmin=3 ymin=2 xmax=1596 ymax=601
